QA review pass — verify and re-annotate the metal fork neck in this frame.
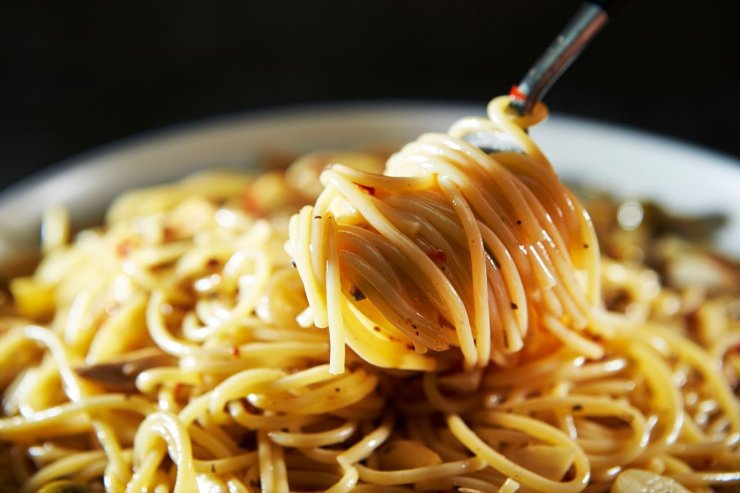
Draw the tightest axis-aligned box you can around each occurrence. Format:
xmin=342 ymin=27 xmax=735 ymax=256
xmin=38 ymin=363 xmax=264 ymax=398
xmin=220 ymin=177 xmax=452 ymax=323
xmin=509 ymin=2 xmax=611 ymax=116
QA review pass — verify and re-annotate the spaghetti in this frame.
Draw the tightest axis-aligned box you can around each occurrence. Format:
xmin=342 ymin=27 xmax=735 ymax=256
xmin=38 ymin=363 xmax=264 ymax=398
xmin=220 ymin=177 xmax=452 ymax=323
xmin=288 ymin=96 xmax=601 ymax=373
xmin=0 ymin=96 xmax=738 ymax=492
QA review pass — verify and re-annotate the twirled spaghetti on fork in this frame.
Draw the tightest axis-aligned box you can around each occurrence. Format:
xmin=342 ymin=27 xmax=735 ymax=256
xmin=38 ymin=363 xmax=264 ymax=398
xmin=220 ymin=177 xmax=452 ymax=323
xmin=0 ymin=96 xmax=738 ymax=493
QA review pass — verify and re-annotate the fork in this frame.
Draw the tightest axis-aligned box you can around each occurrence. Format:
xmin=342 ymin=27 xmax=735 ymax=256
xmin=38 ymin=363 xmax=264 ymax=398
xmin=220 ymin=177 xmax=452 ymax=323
xmin=464 ymin=0 xmax=626 ymax=154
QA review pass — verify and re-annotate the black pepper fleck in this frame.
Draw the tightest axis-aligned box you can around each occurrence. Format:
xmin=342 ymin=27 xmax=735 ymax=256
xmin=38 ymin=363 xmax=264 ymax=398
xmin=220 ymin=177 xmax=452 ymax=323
xmin=349 ymin=286 xmax=366 ymax=301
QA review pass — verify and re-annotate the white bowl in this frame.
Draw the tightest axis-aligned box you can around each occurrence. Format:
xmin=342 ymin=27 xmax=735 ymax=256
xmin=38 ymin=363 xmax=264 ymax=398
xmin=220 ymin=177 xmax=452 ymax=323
xmin=1 ymin=102 xmax=738 ymax=274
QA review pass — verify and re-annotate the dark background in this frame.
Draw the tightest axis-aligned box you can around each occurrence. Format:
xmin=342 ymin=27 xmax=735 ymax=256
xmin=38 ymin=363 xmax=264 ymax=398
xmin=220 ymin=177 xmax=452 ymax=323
xmin=1 ymin=0 xmax=737 ymax=191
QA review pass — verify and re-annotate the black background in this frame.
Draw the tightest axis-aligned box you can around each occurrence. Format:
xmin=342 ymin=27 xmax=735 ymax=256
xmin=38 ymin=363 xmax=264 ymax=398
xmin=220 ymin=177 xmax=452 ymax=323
xmin=1 ymin=0 xmax=738 ymax=191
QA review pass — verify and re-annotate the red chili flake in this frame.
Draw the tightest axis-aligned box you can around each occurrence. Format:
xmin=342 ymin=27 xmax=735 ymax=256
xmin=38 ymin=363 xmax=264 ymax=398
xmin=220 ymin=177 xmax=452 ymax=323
xmin=163 ymin=226 xmax=178 ymax=242
xmin=116 ymin=240 xmax=133 ymax=257
xmin=426 ymin=248 xmax=447 ymax=263
xmin=241 ymin=187 xmax=263 ymax=216
xmin=353 ymin=183 xmax=376 ymax=196
xmin=173 ymin=383 xmax=185 ymax=401
xmin=230 ymin=346 xmax=241 ymax=358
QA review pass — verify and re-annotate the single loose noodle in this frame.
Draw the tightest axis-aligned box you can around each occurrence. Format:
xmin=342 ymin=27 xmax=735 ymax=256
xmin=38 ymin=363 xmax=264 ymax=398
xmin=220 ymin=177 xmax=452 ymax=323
xmin=0 ymin=96 xmax=737 ymax=492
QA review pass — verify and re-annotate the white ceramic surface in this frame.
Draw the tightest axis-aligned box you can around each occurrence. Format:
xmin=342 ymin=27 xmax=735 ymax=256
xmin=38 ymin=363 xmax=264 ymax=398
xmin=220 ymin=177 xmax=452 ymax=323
xmin=1 ymin=103 xmax=738 ymax=273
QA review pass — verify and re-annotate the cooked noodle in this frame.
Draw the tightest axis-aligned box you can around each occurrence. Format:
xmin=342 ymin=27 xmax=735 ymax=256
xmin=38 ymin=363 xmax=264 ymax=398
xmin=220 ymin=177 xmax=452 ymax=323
xmin=0 ymin=96 xmax=738 ymax=492
xmin=288 ymin=97 xmax=602 ymax=374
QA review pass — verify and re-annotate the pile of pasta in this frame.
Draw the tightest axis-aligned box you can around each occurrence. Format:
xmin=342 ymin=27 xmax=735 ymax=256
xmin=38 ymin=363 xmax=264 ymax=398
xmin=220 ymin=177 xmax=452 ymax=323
xmin=0 ymin=97 xmax=738 ymax=492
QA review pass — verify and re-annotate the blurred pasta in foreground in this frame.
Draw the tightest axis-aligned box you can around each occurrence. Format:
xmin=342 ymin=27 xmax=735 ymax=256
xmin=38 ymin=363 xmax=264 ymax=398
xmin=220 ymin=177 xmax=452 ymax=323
xmin=0 ymin=98 xmax=738 ymax=492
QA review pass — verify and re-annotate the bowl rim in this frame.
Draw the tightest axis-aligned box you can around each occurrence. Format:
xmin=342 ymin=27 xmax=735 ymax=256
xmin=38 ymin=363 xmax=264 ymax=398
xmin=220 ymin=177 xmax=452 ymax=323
xmin=3 ymin=100 xmax=739 ymax=203
xmin=1 ymin=100 xmax=738 ymax=270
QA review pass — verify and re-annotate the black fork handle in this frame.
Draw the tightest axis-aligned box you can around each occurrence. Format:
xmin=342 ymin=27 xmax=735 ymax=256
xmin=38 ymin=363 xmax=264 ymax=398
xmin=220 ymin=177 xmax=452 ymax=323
xmin=508 ymin=0 xmax=627 ymax=115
